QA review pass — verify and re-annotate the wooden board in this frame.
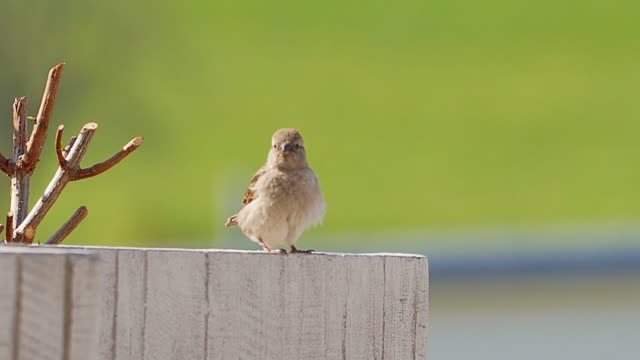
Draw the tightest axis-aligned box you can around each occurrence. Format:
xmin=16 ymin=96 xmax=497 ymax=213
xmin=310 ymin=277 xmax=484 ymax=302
xmin=3 ymin=246 xmax=429 ymax=360
xmin=0 ymin=247 xmax=99 ymax=360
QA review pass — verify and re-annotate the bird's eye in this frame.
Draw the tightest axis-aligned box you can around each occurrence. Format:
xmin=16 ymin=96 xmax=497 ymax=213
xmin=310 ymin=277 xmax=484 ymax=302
xmin=295 ymin=144 xmax=301 ymax=149
xmin=273 ymin=144 xmax=276 ymax=149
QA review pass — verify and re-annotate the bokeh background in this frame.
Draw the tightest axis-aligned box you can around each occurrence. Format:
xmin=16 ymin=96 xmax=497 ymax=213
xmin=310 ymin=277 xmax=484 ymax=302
xmin=1 ymin=1 xmax=639 ymax=359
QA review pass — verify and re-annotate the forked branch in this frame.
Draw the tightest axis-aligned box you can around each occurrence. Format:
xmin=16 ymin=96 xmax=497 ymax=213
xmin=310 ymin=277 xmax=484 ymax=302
xmin=73 ymin=136 xmax=144 ymax=180
xmin=4 ymin=63 xmax=143 ymax=244
xmin=14 ymin=122 xmax=143 ymax=243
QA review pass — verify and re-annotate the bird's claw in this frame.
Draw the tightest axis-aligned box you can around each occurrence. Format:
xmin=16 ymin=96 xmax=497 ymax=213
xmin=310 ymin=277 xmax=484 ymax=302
xmin=290 ymin=246 xmax=314 ymax=254
xmin=262 ymin=247 xmax=287 ymax=255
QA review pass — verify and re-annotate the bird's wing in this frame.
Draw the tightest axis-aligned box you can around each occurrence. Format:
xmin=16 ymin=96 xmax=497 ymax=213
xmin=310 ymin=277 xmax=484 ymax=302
xmin=225 ymin=167 xmax=266 ymax=227
xmin=242 ymin=166 xmax=266 ymax=205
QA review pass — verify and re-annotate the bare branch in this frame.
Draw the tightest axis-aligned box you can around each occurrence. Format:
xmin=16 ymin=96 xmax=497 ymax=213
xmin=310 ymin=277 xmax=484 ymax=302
xmin=46 ymin=206 xmax=88 ymax=245
xmin=10 ymin=97 xmax=30 ymax=233
xmin=55 ymin=125 xmax=67 ymax=168
xmin=23 ymin=63 xmax=64 ymax=174
xmin=62 ymin=136 xmax=77 ymax=158
xmin=5 ymin=212 xmax=14 ymax=243
xmin=4 ymin=63 xmax=144 ymax=244
xmin=14 ymin=123 xmax=97 ymax=243
xmin=73 ymin=136 xmax=144 ymax=180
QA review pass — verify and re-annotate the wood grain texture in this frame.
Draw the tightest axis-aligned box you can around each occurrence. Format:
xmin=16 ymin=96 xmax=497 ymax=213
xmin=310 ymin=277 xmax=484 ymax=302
xmin=114 ymin=249 xmax=147 ymax=360
xmin=414 ymin=258 xmax=429 ymax=359
xmin=143 ymin=249 xmax=207 ymax=360
xmin=18 ymin=252 xmax=67 ymax=360
xmin=0 ymin=248 xmax=100 ymax=360
xmin=55 ymin=247 xmax=429 ymax=360
xmin=0 ymin=253 xmax=18 ymax=359
xmin=205 ymin=252 xmax=408 ymax=360
xmin=68 ymin=254 xmax=100 ymax=360
xmin=383 ymin=256 xmax=429 ymax=360
xmin=343 ymin=255 xmax=385 ymax=359
xmin=92 ymin=249 xmax=117 ymax=360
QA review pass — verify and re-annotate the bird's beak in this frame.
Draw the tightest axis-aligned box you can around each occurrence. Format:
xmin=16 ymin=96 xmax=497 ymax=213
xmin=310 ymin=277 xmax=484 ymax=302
xmin=281 ymin=143 xmax=292 ymax=153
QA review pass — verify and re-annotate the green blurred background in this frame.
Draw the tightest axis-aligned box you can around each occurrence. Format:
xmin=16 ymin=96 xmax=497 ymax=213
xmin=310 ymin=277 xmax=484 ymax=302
xmin=2 ymin=1 xmax=639 ymax=359
xmin=1 ymin=0 xmax=639 ymax=248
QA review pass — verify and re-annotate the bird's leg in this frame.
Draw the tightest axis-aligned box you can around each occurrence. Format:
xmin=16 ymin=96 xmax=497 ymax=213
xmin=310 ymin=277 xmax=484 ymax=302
xmin=258 ymin=237 xmax=271 ymax=251
xmin=259 ymin=237 xmax=287 ymax=255
xmin=290 ymin=245 xmax=314 ymax=254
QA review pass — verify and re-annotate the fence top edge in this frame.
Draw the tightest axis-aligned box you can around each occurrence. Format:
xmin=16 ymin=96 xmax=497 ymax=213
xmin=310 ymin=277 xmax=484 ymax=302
xmin=0 ymin=244 xmax=96 ymax=257
xmin=56 ymin=245 xmax=426 ymax=259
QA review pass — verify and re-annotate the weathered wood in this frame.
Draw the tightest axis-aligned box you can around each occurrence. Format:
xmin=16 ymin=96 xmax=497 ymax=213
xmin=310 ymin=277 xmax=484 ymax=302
xmin=0 ymin=247 xmax=99 ymax=360
xmin=1 ymin=246 xmax=428 ymax=360
xmin=113 ymin=250 xmax=146 ymax=360
xmin=383 ymin=255 xmax=429 ymax=359
xmin=145 ymin=250 xmax=208 ymax=360
xmin=93 ymin=250 xmax=117 ymax=360
xmin=70 ymin=247 xmax=428 ymax=360
xmin=68 ymin=254 xmax=100 ymax=360
xmin=19 ymin=252 xmax=66 ymax=360
xmin=0 ymin=251 xmax=18 ymax=359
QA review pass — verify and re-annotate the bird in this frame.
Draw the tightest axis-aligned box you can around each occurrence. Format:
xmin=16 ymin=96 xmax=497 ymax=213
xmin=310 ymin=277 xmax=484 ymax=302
xmin=225 ymin=128 xmax=326 ymax=254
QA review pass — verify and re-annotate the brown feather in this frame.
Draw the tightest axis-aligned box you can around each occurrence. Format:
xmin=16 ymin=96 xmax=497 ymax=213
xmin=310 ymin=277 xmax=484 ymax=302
xmin=242 ymin=167 xmax=266 ymax=205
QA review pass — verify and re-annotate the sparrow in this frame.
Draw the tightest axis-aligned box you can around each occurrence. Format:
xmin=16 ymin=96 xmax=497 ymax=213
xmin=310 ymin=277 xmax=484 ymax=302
xmin=225 ymin=128 xmax=326 ymax=254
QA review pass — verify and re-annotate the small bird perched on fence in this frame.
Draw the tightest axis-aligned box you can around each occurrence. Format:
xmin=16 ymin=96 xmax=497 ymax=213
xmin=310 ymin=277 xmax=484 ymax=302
xmin=225 ymin=128 xmax=326 ymax=254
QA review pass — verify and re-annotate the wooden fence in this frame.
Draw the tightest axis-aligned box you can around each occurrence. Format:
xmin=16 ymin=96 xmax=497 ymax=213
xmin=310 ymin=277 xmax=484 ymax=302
xmin=0 ymin=246 xmax=429 ymax=360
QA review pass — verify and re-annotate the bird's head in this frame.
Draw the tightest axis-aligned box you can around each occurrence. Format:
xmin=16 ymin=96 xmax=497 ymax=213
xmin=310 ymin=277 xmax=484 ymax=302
xmin=268 ymin=128 xmax=308 ymax=170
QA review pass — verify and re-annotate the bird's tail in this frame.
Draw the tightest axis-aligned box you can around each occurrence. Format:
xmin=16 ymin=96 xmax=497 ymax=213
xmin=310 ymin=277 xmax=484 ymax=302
xmin=225 ymin=215 xmax=238 ymax=227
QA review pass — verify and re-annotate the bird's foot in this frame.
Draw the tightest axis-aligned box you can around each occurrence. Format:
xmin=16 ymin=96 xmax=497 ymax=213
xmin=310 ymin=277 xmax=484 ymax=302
xmin=290 ymin=245 xmax=314 ymax=254
xmin=260 ymin=245 xmax=287 ymax=255
xmin=258 ymin=238 xmax=288 ymax=255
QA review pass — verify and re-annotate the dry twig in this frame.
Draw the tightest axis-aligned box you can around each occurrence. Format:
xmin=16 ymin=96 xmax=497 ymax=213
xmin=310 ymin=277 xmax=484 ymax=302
xmin=55 ymin=125 xmax=67 ymax=167
xmin=10 ymin=97 xmax=30 ymax=233
xmin=5 ymin=212 xmax=14 ymax=243
xmin=73 ymin=136 xmax=144 ymax=180
xmin=62 ymin=136 xmax=77 ymax=158
xmin=15 ymin=123 xmax=97 ymax=243
xmin=46 ymin=206 xmax=88 ymax=245
xmin=15 ymin=122 xmax=143 ymax=243
xmin=22 ymin=63 xmax=64 ymax=174
xmin=3 ymin=63 xmax=142 ymax=244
